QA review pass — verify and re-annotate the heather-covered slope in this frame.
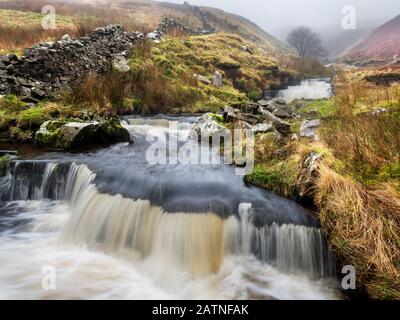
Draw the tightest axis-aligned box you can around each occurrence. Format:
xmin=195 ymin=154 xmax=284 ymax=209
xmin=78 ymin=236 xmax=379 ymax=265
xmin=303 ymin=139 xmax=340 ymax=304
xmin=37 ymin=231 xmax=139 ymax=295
xmin=342 ymin=14 xmax=400 ymax=65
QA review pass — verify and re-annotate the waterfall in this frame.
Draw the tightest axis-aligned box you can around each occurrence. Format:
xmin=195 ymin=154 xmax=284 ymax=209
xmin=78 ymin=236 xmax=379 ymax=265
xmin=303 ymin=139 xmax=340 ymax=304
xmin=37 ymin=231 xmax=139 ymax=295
xmin=44 ymin=163 xmax=335 ymax=279
xmin=278 ymin=78 xmax=332 ymax=103
xmin=0 ymin=160 xmax=335 ymax=287
xmin=1 ymin=161 xmax=71 ymax=201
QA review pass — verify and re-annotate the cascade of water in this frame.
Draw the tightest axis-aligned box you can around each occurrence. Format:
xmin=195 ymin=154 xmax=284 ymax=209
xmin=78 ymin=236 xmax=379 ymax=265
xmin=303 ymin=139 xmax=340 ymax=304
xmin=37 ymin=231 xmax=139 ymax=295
xmin=59 ymin=164 xmax=335 ymax=279
xmin=2 ymin=161 xmax=71 ymax=201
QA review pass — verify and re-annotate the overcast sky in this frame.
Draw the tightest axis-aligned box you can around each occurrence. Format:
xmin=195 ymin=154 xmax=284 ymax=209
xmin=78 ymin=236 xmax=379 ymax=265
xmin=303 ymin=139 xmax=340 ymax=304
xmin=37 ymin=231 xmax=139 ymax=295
xmin=156 ymin=0 xmax=400 ymax=39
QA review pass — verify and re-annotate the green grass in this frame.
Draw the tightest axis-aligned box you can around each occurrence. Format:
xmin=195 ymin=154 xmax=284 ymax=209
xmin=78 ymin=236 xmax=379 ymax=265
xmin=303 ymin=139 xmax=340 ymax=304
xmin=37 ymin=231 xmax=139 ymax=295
xmin=0 ymin=155 xmax=11 ymax=176
xmin=130 ymin=33 xmax=292 ymax=113
xmin=0 ymin=9 xmax=73 ymax=28
xmin=245 ymin=160 xmax=298 ymax=198
xmin=297 ymin=98 xmax=338 ymax=118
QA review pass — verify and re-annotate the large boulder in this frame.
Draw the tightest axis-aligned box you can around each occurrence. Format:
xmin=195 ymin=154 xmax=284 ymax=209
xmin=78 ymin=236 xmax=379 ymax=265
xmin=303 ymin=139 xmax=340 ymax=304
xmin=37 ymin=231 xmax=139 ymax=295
xmin=189 ymin=113 xmax=230 ymax=141
xmin=35 ymin=119 xmax=131 ymax=150
xmin=300 ymin=119 xmax=321 ymax=140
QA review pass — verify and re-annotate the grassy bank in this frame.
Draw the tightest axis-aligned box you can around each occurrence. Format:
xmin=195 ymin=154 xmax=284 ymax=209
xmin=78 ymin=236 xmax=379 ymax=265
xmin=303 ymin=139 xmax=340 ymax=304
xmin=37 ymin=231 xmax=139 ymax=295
xmin=245 ymin=76 xmax=400 ymax=298
xmin=61 ymin=33 xmax=297 ymax=115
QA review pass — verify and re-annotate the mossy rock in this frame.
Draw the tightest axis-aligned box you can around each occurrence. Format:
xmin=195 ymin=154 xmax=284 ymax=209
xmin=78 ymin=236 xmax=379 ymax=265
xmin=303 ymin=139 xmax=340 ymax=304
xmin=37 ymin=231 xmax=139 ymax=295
xmin=35 ymin=119 xmax=131 ymax=150
xmin=17 ymin=107 xmax=48 ymax=130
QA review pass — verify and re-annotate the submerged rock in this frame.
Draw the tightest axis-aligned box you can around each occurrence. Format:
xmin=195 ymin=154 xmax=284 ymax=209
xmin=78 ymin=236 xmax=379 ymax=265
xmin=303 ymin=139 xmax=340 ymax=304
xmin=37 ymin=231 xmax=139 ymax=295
xmin=36 ymin=119 xmax=131 ymax=150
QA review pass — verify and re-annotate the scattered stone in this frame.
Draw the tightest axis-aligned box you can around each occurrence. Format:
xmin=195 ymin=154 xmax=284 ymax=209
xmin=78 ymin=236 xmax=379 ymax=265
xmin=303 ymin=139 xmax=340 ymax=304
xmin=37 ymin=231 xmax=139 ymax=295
xmin=252 ymin=123 xmax=273 ymax=134
xmin=272 ymin=108 xmax=291 ymax=119
xmin=146 ymin=17 xmax=215 ymax=42
xmin=305 ymin=109 xmax=318 ymax=117
xmin=259 ymin=107 xmax=291 ymax=136
xmin=257 ymin=99 xmax=270 ymax=107
xmin=300 ymin=119 xmax=321 ymax=140
xmin=61 ymin=34 xmax=72 ymax=41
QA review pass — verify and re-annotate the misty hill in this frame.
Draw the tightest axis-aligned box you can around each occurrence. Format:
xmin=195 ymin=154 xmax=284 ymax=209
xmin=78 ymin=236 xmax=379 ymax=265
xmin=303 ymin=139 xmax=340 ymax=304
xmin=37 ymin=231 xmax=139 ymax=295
xmin=341 ymin=14 xmax=400 ymax=65
xmin=117 ymin=1 xmax=292 ymax=53
xmin=322 ymin=28 xmax=371 ymax=59
xmin=0 ymin=0 xmax=292 ymax=54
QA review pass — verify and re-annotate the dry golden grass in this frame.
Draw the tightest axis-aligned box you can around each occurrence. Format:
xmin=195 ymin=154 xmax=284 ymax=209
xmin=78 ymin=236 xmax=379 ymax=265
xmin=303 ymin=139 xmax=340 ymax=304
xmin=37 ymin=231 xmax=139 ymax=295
xmin=316 ymin=164 xmax=400 ymax=299
xmin=0 ymin=25 xmax=78 ymax=54
xmin=313 ymin=78 xmax=400 ymax=299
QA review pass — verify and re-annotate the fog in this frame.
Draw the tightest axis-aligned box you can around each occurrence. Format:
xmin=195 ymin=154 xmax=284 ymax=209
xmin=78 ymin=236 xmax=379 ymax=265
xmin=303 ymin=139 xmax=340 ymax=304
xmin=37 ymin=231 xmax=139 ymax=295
xmin=157 ymin=0 xmax=400 ymax=40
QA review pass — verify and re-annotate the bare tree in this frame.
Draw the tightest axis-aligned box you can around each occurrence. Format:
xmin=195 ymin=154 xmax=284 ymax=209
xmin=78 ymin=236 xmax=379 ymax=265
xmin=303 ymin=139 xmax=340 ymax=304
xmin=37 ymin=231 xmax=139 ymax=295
xmin=287 ymin=26 xmax=328 ymax=59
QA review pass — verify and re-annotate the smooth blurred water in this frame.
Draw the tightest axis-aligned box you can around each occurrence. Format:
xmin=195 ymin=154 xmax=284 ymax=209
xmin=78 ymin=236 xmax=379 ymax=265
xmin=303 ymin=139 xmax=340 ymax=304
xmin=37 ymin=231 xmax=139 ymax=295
xmin=0 ymin=116 xmax=341 ymax=300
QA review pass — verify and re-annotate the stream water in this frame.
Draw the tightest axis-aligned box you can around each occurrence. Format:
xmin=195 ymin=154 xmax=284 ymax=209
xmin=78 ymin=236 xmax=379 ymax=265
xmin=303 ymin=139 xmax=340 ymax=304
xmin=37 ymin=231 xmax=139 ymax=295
xmin=278 ymin=78 xmax=333 ymax=103
xmin=0 ymin=80 xmax=341 ymax=300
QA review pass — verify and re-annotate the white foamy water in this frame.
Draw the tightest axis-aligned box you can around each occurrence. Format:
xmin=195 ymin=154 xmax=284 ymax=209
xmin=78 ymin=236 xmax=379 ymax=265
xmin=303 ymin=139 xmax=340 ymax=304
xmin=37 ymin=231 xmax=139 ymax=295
xmin=278 ymin=79 xmax=332 ymax=103
xmin=0 ymin=200 xmax=339 ymax=300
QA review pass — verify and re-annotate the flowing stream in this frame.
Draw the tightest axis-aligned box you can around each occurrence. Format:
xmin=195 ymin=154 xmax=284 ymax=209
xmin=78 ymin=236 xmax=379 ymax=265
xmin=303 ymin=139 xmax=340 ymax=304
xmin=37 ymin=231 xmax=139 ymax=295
xmin=0 ymin=83 xmax=341 ymax=299
xmin=278 ymin=78 xmax=333 ymax=103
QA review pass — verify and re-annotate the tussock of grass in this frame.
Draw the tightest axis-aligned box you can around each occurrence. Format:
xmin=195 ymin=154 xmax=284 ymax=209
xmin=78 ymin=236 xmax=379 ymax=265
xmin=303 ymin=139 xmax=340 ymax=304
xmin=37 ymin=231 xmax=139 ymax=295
xmin=315 ymin=80 xmax=400 ymax=298
xmin=316 ymin=165 xmax=400 ymax=299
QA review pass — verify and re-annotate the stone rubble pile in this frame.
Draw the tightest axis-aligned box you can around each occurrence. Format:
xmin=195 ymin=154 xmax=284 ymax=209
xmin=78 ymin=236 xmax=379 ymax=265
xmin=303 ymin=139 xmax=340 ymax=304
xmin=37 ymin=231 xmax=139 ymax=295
xmin=0 ymin=25 xmax=144 ymax=103
xmin=146 ymin=17 xmax=215 ymax=41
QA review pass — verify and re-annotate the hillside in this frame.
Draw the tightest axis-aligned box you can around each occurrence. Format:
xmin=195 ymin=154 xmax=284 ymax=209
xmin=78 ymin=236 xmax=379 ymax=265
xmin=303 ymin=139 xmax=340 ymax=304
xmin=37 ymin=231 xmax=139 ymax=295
xmin=0 ymin=0 xmax=291 ymax=55
xmin=342 ymin=14 xmax=400 ymax=65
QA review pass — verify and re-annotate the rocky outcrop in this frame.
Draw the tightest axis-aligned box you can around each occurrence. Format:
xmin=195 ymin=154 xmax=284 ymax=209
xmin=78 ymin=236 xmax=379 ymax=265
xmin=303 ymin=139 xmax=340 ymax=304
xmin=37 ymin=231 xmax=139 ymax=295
xmin=364 ymin=73 xmax=400 ymax=86
xmin=36 ymin=119 xmax=131 ymax=150
xmin=0 ymin=25 xmax=143 ymax=102
xmin=221 ymin=99 xmax=292 ymax=137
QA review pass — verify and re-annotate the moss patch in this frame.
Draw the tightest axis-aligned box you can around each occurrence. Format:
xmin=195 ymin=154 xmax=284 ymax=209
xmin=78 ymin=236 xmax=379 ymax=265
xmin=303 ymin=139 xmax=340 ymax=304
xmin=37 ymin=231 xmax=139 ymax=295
xmin=0 ymin=155 xmax=11 ymax=176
